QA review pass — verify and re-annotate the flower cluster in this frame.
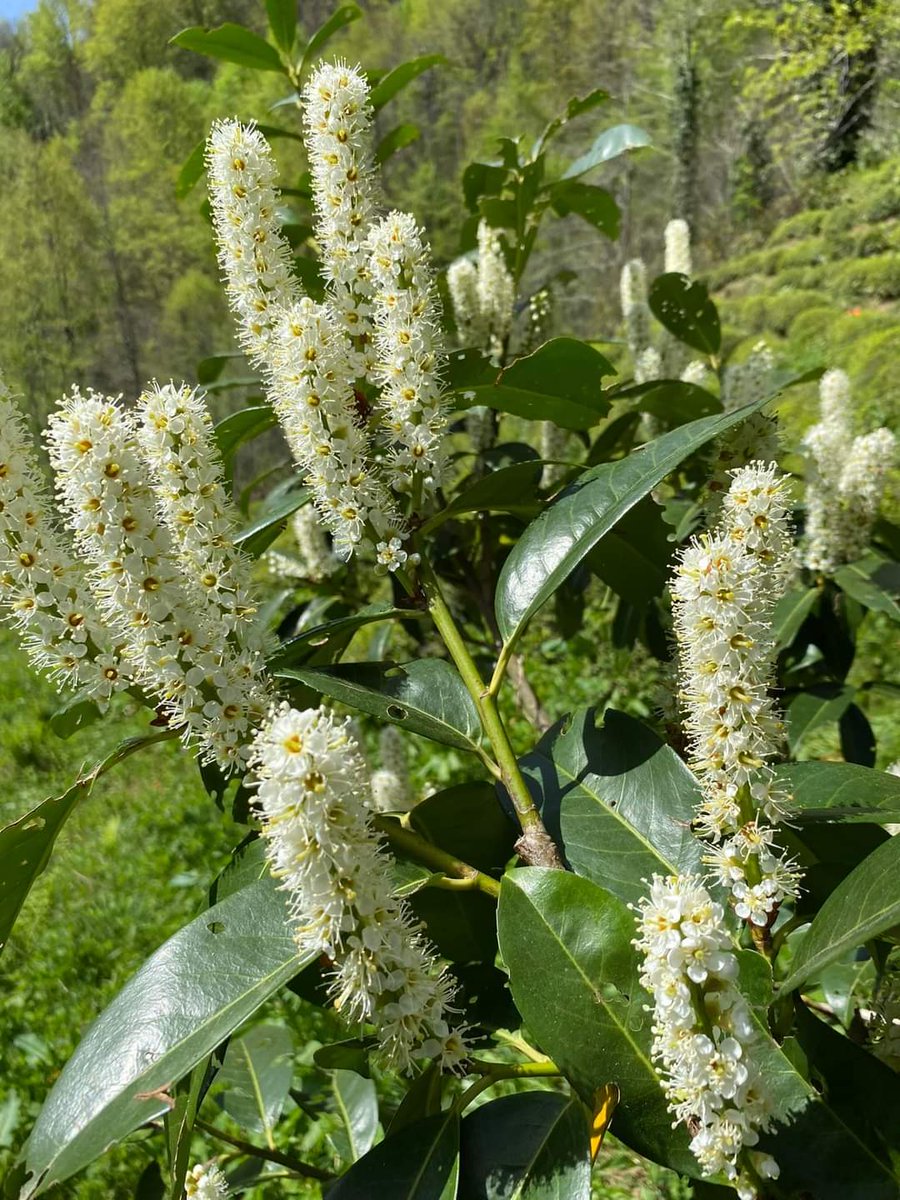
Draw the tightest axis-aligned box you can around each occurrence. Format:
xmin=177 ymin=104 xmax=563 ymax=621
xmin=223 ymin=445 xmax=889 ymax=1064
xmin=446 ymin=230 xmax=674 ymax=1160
xmin=664 ymin=218 xmax=692 ymax=276
xmin=620 ymin=257 xmax=651 ymax=357
xmin=0 ymin=383 xmax=129 ymax=703
xmin=802 ymin=368 xmax=897 ymax=573
xmin=302 ymin=61 xmax=382 ymax=383
xmin=447 ymin=220 xmax=515 ymax=361
xmin=672 ymin=463 xmax=801 ymax=924
xmin=46 ymin=388 xmax=269 ymax=769
xmin=633 ymin=874 xmax=780 ymax=1196
xmin=184 ymin=1162 xmax=229 ymax=1199
xmin=135 ymin=382 xmax=262 ymax=648
xmin=367 ymin=211 xmax=448 ymax=497
xmin=251 ymin=704 xmax=467 ymax=1071
xmin=370 ymin=724 xmax=414 ymax=813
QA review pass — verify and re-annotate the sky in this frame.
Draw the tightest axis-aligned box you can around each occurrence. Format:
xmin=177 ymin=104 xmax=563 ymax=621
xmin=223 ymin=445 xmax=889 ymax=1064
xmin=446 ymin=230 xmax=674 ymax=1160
xmin=0 ymin=0 xmax=36 ymax=21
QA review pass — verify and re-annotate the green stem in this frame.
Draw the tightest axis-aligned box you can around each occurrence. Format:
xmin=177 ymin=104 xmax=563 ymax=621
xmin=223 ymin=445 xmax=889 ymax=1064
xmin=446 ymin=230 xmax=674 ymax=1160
xmin=417 ymin=558 xmax=562 ymax=868
xmin=194 ymin=1118 xmax=333 ymax=1182
xmin=373 ymin=815 xmax=501 ymax=899
xmin=452 ymin=1060 xmax=562 ymax=1117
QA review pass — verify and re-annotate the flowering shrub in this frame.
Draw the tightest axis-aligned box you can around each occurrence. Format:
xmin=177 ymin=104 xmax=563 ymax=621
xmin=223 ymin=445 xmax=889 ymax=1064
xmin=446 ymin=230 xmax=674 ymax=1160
xmin=1 ymin=6 xmax=899 ymax=1200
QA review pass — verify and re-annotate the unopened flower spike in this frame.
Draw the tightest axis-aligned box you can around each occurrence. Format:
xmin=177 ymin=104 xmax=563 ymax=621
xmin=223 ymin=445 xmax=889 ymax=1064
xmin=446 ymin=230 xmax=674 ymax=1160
xmin=46 ymin=388 xmax=269 ymax=769
xmin=251 ymin=704 xmax=468 ymax=1072
xmin=620 ymin=257 xmax=651 ymax=357
xmin=0 ymin=379 xmax=129 ymax=703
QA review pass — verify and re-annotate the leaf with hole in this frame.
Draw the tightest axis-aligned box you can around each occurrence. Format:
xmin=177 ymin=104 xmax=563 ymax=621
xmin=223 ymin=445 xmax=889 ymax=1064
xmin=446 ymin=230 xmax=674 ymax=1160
xmin=18 ymin=878 xmax=314 ymax=1196
xmin=275 ymin=659 xmax=481 ymax=752
xmin=495 ymin=398 xmax=768 ymax=647
xmin=648 ymin=273 xmax=720 ymax=356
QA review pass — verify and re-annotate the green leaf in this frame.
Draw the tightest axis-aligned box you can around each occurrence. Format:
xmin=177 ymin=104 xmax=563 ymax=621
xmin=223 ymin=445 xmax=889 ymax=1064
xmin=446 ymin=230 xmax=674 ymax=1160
xmin=494 ymin=398 xmax=768 ymax=647
xmin=170 ymin=24 xmax=285 ymax=72
xmin=48 ymin=695 xmax=102 ymax=739
xmin=561 ymin=124 xmax=650 ymax=180
xmin=776 ymin=760 xmax=900 ymax=823
xmin=314 ymin=1039 xmax=373 ymax=1078
xmin=330 ymin=1069 xmax=379 ymax=1163
xmin=176 ymin=139 xmax=206 ymax=199
xmin=214 ymin=405 xmax=276 ymax=465
xmin=265 ymin=0 xmax=296 ymax=52
xmin=410 ymin=783 xmax=516 ymax=874
xmin=533 ymin=87 xmax=609 ymax=156
xmin=549 ymin=181 xmax=620 ymax=238
xmin=408 ymin=885 xmax=498 ymax=963
xmin=19 ymin=879 xmax=315 ymax=1197
xmin=376 ymin=123 xmax=421 ymax=164
xmin=772 ymin=586 xmax=820 ymax=653
xmin=462 ymin=162 xmax=507 ymax=213
xmin=785 ymin=684 xmax=856 ymax=752
xmin=422 ymin=461 xmax=543 ymax=532
xmin=268 ymin=603 xmax=419 ymax=670
xmin=164 ymin=1058 xmax=211 ymax=1200
xmin=0 ymin=733 xmax=169 ymax=955
xmin=388 ymin=1064 xmax=442 ymax=1136
xmin=833 ymin=554 xmax=900 ymax=623
xmin=300 ymin=5 xmax=362 ymax=77
xmin=648 ymin=273 xmax=720 ymax=356
xmin=451 ymin=339 xmax=615 ymax=431
xmin=458 ymin=1091 xmax=591 ymax=1199
xmin=614 ymin=379 xmax=719 ymax=424
xmin=274 ymin=659 xmax=482 ymax=752
xmin=254 ymin=122 xmax=304 ymax=143
xmin=497 ymin=869 xmax=695 ymax=1174
xmin=217 ymin=1023 xmax=294 ymax=1140
xmin=519 ymin=710 xmax=703 ymax=906
xmin=584 ymin=496 xmax=672 ymax=605
xmin=234 ymin=484 xmax=308 ymax=557
xmin=196 ymin=352 xmax=243 ymax=385
xmin=780 ymin=835 xmax=900 ymax=993
xmin=369 ymin=55 xmax=446 ymax=110
xmin=328 ymin=1113 xmax=459 ymax=1199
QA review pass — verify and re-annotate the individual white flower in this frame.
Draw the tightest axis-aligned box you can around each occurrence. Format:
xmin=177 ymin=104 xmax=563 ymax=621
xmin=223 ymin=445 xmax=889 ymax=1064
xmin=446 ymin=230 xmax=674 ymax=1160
xmin=367 ymin=210 xmax=449 ymax=498
xmin=620 ymin=258 xmax=651 ymax=356
xmin=448 ymin=257 xmax=487 ymax=348
xmin=476 ymin=220 xmax=515 ymax=359
xmin=135 ymin=382 xmax=262 ymax=647
xmin=0 ymin=385 xmax=129 ymax=703
xmin=185 ymin=1162 xmax=229 ymax=1199
xmin=664 ymin=218 xmax=692 ymax=276
xmin=633 ymin=873 xmax=782 ymax=1192
xmin=45 ymin=388 xmax=269 ymax=769
xmin=251 ymin=703 xmax=468 ymax=1071
xmin=370 ymin=724 xmax=414 ymax=812
xmin=206 ymin=119 xmax=299 ymax=367
xmin=302 ymin=61 xmax=382 ymax=382
xmin=292 ymin=504 xmax=339 ymax=581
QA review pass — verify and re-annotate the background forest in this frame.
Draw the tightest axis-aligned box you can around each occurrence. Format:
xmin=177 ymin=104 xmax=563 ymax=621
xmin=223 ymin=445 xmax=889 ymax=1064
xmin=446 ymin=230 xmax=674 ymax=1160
xmin=2 ymin=0 xmax=900 ymax=1196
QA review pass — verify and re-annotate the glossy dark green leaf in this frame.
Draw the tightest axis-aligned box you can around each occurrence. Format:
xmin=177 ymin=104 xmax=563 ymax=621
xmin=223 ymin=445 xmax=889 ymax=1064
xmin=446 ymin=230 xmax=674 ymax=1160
xmin=785 ymin=684 xmax=856 ymax=752
xmin=584 ymin=496 xmax=672 ymax=605
xmin=0 ymin=733 xmax=170 ymax=955
xmin=300 ymin=5 xmax=362 ymax=76
xmin=497 ymin=868 xmax=695 ymax=1174
xmin=254 ymin=122 xmax=304 ymax=143
xmin=213 ymin=405 xmax=276 ymax=465
xmin=328 ymin=1113 xmax=459 ymax=1199
xmin=519 ymin=710 xmax=703 ymax=906
xmin=780 ymin=834 xmax=900 ymax=993
xmin=388 ymin=1064 xmax=443 ymax=1136
xmin=376 ymin=123 xmax=420 ymax=164
xmin=614 ymin=379 xmax=719 ymax=424
xmin=19 ymin=879 xmax=314 ymax=1197
xmin=275 ymin=659 xmax=481 ymax=752
xmin=370 ymin=54 xmax=446 ymax=110
xmin=533 ymin=87 xmax=609 ymax=155
xmin=267 ymin=603 xmax=418 ymax=670
xmin=772 ymin=586 xmax=820 ymax=653
xmin=408 ymin=886 xmax=498 ymax=963
xmin=495 ymin=399 xmax=767 ymax=646
xmin=422 ymin=461 xmax=544 ymax=532
xmin=561 ymin=124 xmax=651 ymax=180
xmin=170 ymin=24 xmax=285 ymax=72
xmin=314 ymin=1039 xmax=373 ymax=1078
xmin=458 ymin=1091 xmax=590 ymax=1200
xmin=331 ymin=1069 xmax=379 ymax=1163
xmin=776 ymin=760 xmax=900 ymax=823
xmin=452 ymin=339 xmax=614 ymax=431
xmin=234 ymin=485 xmax=308 ymax=557
xmin=48 ymin=695 xmax=102 ymax=739
xmin=462 ymin=162 xmax=507 ymax=213
xmin=840 ymin=703 xmax=876 ymax=767
xmin=217 ymin=1023 xmax=294 ymax=1139
xmin=648 ymin=273 xmax=720 ymax=356
xmin=265 ymin=0 xmax=296 ymax=51
xmin=833 ymin=554 xmax=900 ymax=622
xmin=548 ymin=181 xmax=619 ymax=238
xmin=410 ymin=783 xmax=516 ymax=874
xmin=176 ymin=139 xmax=206 ymax=199
xmin=292 ymin=253 xmax=326 ymax=299
xmin=196 ymin=352 xmax=243 ymax=385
